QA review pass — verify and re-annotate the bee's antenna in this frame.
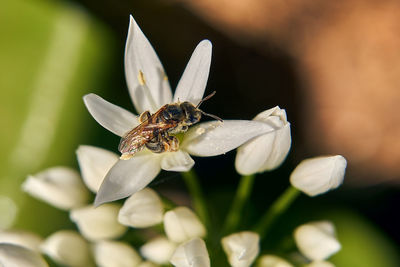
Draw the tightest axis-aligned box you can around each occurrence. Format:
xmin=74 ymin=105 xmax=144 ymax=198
xmin=196 ymin=91 xmax=216 ymax=108
xmin=200 ymin=110 xmax=223 ymax=122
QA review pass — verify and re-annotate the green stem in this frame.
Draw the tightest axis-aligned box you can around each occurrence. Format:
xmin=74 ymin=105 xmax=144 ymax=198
xmin=222 ymin=174 xmax=256 ymax=234
xmin=181 ymin=170 xmax=210 ymax=229
xmin=254 ymin=186 xmax=300 ymax=238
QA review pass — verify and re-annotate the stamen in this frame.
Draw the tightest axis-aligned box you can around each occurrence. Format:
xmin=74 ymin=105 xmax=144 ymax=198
xmin=138 ymin=70 xmax=146 ymax=85
xmin=138 ymin=70 xmax=158 ymax=111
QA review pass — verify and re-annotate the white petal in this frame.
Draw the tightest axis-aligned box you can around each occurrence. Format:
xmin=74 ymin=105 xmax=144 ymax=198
xmin=125 ymin=15 xmax=172 ymax=113
xmin=161 ymin=151 xmax=195 ymax=172
xmin=93 ymin=240 xmax=142 ymax=267
xmin=83 ymin=93 xmax=139 ymax=137
xmin=140 ymin=237 xmax=177 ymax=264
xmin=306 ymin=261 xmax=335 ymax=267
xmin=235 ymin=107 xmax=291 ymax=175
xmin=0 ymin=230 xmax=42 ymax=253
xmin=173 ymin=40 xmax=212 ymax=105
xmin=257 ymin=255 xmax=293 ymax=267
xmin=94 ymin=152 xmax=162 ymax=206
xmin=182 ymin=120 xmax=276 ymax=157
xmin=170 ymin=238 xmax=210 ymax=267
xmin=164 ymin=207 xmax=206 ymax=243
xmin=76 ymin=145 xmax=119 ymax=193
xmin=290 ymin=156 xmax=347 ymax=196
xmin=0 ymin=243 xmax=48 ymax=267
xmin=41 ymin=230 xmax=93 ymax=267
xmin=70 ymin=204 xmax=126 ymax=241
xmin=294 ymin=221 xmax=341 ymax=261
xmin=118 ymin=188 xmax=164 ymax=228
xmin=22 ymin=167 xmax=89 ymax=210
xmin=221 ymin=231 xmax=260 ymax=267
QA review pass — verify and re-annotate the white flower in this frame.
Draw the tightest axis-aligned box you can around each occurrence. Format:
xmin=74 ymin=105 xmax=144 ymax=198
xmin=140 ymin=236 xmax=177 ymax=264
xmin=221 ymin=231 xmax=260 ymax=267
xmin=118 ymin=188 xmax=164 ymax=228
xmin=76 ymin=145 xmax=119 ymax=193
xmin=306 ymin=261 xmax=335 ymax=267
xmin=84 ymin=15 xmax=277 ymax=205
xmin=70 ymin=204 xmax=127 ymax=241
xmin=170 ymin=238 xmax=210 ymax=267
xmin=235 ymin=106 xmax=291 ymax=175
xmin=0 ymin=243 xmax=48 ymax=267
xmin=257 ymin=255 xmax=293 ymax=267
xmin=290 ymin=155 xmax=347 ymax=196
xmin=0 ymin=230 xmax=42 ymax=253
xmin=164 ymin=207 xmax=206 ymax=243
xmin=93 ymin=240 xmax=142 ymax=267
xmin=41 ymin=230 xmax=94 ymax=266
xmin=294 ymin=221 xmax=341 ymax=261
xmin=22 ymin=167 xmax=89 ymax=210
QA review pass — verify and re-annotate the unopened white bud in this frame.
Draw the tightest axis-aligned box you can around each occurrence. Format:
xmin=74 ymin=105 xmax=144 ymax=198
xmin=164 ymin=207 xmax=206 ymax=243
xmin=70 ymin=204 xmax=126 ymax=241
xmin=22 ymin=167 xmax=89 ymax=210
xmin=93 ymin=240 xmax=142 ymax=267
xmin=140 ymin=236 xmax=176 ymax=264
xmin=118 ymin=188 xmax=163 ymax=228
xmin=257 ymin=254 xmax=294 ymax=267
xmin=221 ymin=231 xmax=260 ymax=267
xmin=235 ymin=107 xmax=291 ymax=175
xmin=290 ymin=155 xmax=347 ymax=196
xmin=41 ymin=230 xmax=93 ymax=266
xmin=170 ymin=238 xmax=210 ymax=267
xmin=294 ymin=221 xmax=341 ymax=261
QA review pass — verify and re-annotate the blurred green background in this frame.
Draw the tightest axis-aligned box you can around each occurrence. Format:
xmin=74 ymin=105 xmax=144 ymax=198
xmin=1 ymin=0 xmax=399 ymax=266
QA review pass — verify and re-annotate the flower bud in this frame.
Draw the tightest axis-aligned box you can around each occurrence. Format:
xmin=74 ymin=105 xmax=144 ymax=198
xmin=70 ymin=204 xmax=126 ymax=241
xmin=164 ymin=207 xmax=206 ymax=243
xmin=257 ymin=255 xmax=293 ymax=267
xmin=140 ymin=236 xmax=176 ymax=264
xmin=0 ymin=230 xmax=42 ymax=252
xmin=76 ymin=145 xmax=119 ymax=193
xmin=221 ymin=231 xmax=260 ymax=267
xmin=118 ymin=188 xmax=164 ymax=228
xmin=294 ymin=221 xmax=341 ymax=261
xmin=0 ymin=243 xmax=48 ymax=267
xmin=307 ymin=261 xmax=335 ymax=267
xmin=41 ymin=230 xmax=93 ymax=266
xmin=93 ymin=240 xmax=142 ymax=267
xmin=235 ymin=107 xmax=291 ymax=175
xmin=290 ymin=155 xmax=347 ymax=196
xmin=22 ymin=167 xmax=89 ymax=210
xmin=170 ymin=238 xmax=210 ymax=267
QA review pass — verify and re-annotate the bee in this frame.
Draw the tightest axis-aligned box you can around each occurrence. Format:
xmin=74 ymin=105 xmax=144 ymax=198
xmin=119 ymin=91 xmax=222 ymax=160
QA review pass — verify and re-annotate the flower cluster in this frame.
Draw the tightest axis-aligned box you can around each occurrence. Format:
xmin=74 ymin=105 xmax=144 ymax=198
xmin=0 ymin=15 xmax=348 ymax=267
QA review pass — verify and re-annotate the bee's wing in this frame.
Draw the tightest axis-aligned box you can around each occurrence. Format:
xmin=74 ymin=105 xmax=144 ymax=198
xmin=118 ymin=123 xmax=156 ymax=155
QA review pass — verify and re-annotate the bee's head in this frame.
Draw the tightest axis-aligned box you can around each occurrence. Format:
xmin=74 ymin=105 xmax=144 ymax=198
xmin=180 ymin=102 xmax=202 ymax=125
xmin=180 ymin=91 xmax=223 ymax=125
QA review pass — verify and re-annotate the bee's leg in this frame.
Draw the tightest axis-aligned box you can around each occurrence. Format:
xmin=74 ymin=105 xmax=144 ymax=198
xmin=139 ymin=110 xmax=151 ymax=123
xmin=162 ymin=134 xmax=179 ymax=152
xmin=145 ymin=133 xmax=179 ymax=153
xmin=168 ymin=125 xmax=188 ymax=134
xmin=145 ymin=134 xmax=164 ymax=153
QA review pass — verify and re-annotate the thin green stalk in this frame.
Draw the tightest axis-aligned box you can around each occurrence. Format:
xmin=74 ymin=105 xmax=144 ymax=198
xmin=222 ymin=174 xmax=256 ymax=234
xmin=254 ymin=186 xmax=300 ymax=238
xmin=181 ymin=170 xmax=210 ymax=229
